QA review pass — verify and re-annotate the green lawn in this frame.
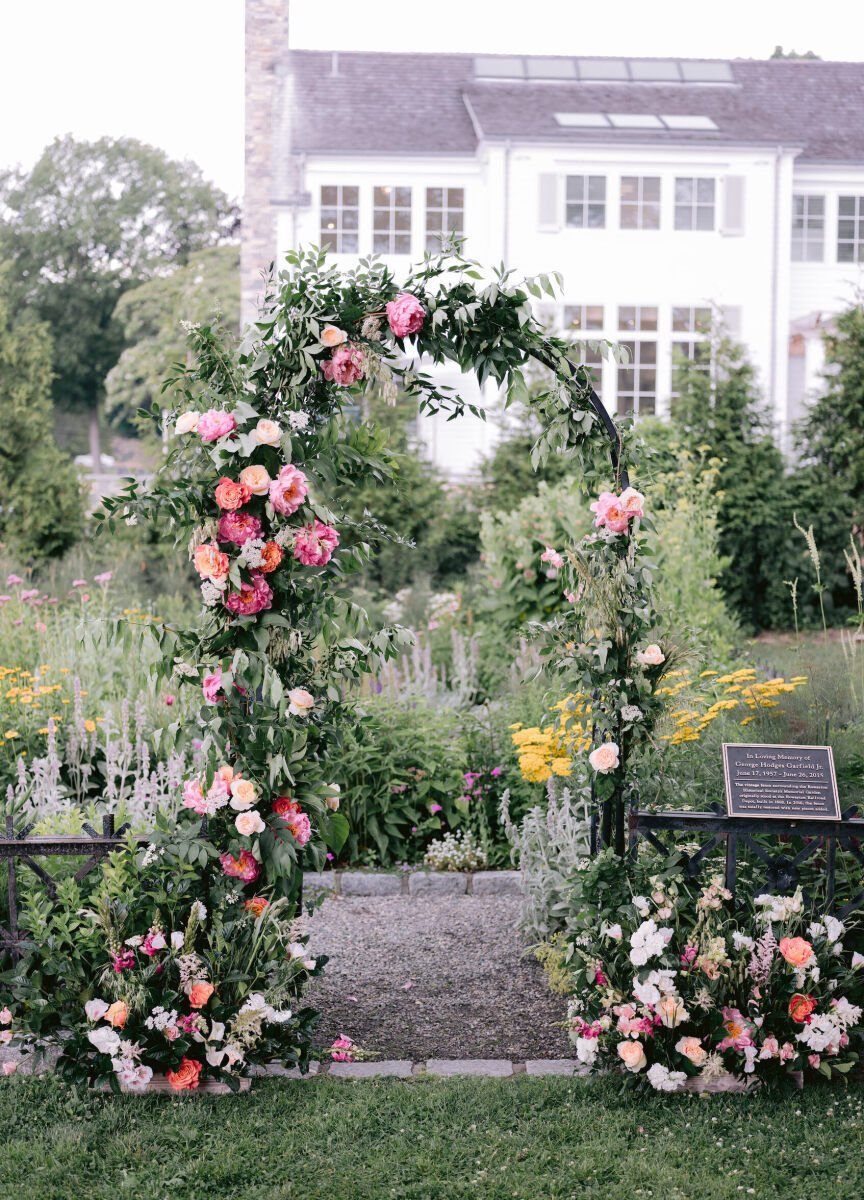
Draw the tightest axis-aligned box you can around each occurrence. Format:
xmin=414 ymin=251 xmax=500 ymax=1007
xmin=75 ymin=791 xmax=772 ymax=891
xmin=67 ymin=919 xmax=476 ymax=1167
xmin=1 ymin=1074 xmax=863 ymax=1200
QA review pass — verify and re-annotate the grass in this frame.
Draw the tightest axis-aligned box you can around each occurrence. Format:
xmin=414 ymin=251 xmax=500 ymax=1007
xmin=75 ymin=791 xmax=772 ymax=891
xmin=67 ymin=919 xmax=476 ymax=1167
xmin=1 ymin=1074 xmax=863 ymax=1200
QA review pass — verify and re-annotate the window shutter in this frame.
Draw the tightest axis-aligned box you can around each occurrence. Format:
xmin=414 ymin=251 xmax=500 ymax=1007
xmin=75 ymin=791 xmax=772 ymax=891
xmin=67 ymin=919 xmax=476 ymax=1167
xmin=538 ymin=173 xmax=560 ymax=231
xmin=721 ymin=176 xmax=746 ymax=236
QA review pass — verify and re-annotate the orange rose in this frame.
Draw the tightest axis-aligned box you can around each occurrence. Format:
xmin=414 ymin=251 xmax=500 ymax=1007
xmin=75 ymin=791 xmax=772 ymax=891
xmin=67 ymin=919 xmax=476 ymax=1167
xmin=214 ymin=476 xmax=251 ymax=511
xmin=260 ymin=541 xmax=284 ymax=573
xmin=272 ymin=796 xmax=300 ymax=815
xmin=187 ymin=982 xmax=215 ymax=1009
xmin=194 ymin=541 xmax=230 ymax=583
xmin=166 ymin=1056 xmax=202 ymax=1091
xmin=239 ymin=464 xmax=271 ymax=496
xmin=244 ymin=897 xmax=269 ymax=918
xmin=779 ymin=937 xmax=814 ymax=967
xmin=105 ymin=1001 xmax=128 ymax=1029
xmin=789 ymin=993 xmax=817 ymax=1023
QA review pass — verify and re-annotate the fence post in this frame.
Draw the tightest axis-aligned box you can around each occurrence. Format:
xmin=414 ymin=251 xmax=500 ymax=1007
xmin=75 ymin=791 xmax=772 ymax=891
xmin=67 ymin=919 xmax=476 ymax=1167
xmin=5 ymin=815 xmax=19 ymax=960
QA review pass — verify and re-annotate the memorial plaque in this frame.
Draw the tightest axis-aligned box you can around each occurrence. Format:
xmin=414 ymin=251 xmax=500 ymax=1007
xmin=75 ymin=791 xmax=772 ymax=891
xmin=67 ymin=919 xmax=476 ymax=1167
xmin=722 ymin=743 xmax=841 ymax=820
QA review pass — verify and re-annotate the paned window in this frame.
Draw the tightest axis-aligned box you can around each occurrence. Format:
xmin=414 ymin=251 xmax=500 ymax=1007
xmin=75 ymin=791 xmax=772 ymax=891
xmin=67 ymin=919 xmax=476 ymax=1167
xmin=618 ymin=306 xmax=658 ymax=333
xmin=671 ymin=306 xmax=712 ymax=397
xmin=565 ymin=175 xmax=606 ymax=228
xmin=674 ymin=177 xmax=715 ymax=230
xmin=617 ymin=341 xmax=656 ymax=415
xmin=620 ymin=176 xmax=661 ymax=229
xmin=837 ymin=196 xmax=864 ymax=263
xmin=563 ymin=304 xmax=604 ymax=331
xmin=320 ymin=185 xmax=359 ymax=253
xmin=426 ymin=187 xmax=464 ymax=251
xmin=791 ymin=195 xmax=825 ymax=262
xmin=373 ymin=186 xmax=412 ymax=254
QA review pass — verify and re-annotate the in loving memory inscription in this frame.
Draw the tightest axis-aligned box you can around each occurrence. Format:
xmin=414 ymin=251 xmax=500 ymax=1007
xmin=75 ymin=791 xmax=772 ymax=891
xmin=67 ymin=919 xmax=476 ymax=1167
xmin=722 ymin=743 xmax=841 ymax=821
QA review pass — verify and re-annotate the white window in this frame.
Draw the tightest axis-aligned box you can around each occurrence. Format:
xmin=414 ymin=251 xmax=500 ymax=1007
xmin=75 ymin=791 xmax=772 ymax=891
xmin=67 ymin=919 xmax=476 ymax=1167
xmin=671 ymin=306 xmax=712 ymax=396
xmin=565 ymin=176 xmax=606 ymax=228
xmin=837 ymin=196 xmax=864 ymax=263
xmin=791 ymin=195 xmax=825 ymax=262
xmin=320 ymin=185 xmax=359 ymax=253
xmin=563 ymin=306 xmax=605 ymax=398
xmin=373 ymin=186 xmax=412 ymax=254
xmin=674 ymin=178 xmax=715 ymax=230
xmin=620 ymin=177 xmax=661 ymax=230
xmin=617 ymin=306 xmax=657 ymax=415
xmin=563 ymin=304 xmax=604 ymax=331
xmin=426 ymin=187 xmax=464 ymax=251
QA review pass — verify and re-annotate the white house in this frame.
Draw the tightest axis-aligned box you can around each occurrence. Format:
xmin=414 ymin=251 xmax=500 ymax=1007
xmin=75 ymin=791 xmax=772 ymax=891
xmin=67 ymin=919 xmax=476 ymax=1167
xmin=243 ymin=38 xmax=864 ymax=474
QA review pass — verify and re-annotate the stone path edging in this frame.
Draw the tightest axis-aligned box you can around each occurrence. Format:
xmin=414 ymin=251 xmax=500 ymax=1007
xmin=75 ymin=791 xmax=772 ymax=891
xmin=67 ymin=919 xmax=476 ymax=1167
xmin=305 ymin=869 xmax=522 ymax=898
xmin=260 ymin=1058 xmax=579 ymax=1079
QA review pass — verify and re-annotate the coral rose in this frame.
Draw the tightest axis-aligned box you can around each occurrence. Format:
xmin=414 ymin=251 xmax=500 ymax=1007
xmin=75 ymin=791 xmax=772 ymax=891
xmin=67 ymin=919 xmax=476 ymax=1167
xmin=194 ymin=542 xmax=229 ymax=585
xmin=269 ymin=464 xmax=309 ymax=516
xmin=105 ymin=1001 xmax=128 ymax=1029
xmin=214 ymin=477 xmax=250 ymax=511
xmin=187 ymin=982 xmax=215 ymax=1009
xmin=235 ymin=810 xmax=266 ymax=837
xmin=386 ymin=293 xmax=426 ymax=337
xmin=293 ymin=520 xmax=339 ymax=567
xmin=259 ymin=541 xmax=283 ymax=573
xmin=220 ymin=849 xmax=260 ymax=883
xmin=321 ymin=324 xmax=347 ymax=348
xmin=272 ymin=797 xmax=300 ymax=815
xmin=239 ymin=464 xmax=271 ymax=496
xmin=322 ymin=344 xmax=364 ymax=386
xmin=175 ymin=411 xmax=200 ymax=435
xmin=780 ymin=937 xmax=814 ymax=967
xmin=588 ymin=742 xmax=620 ymax=774
xmin=197 ymin=410 xmax=237 ymax=442
xmin=675 ymin=1035 xmax=707 ymax=1066
xmin=253 ymin=418 xmax=281 ymax=446
xmin=789 ymin=993 xmax=817 ymax=1023
xmin=244 ymin=897 xmax=269 ymax=918
xmin=166 ymin=1057 xmax=202 ymax=1091
xmin=218 ymin=511 xmax=263 ymax=546
xmin=617 ymin=1040 xmax=647 ymax=1072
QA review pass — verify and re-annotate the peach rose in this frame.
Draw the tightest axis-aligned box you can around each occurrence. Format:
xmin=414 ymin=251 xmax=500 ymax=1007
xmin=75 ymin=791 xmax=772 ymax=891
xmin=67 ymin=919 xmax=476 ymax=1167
xmin=194 ymin=542 xmax=229 ymax=584
xmin=288 ymin=687 xmax=315 ymax=716
xmin=780 ymin=937 xmax=814 ymax=967
xmin=217 ymin=763 xmax=238 ymax=784
xmin=187 ymin=982 xmax=215 ymax=1009
xmin=321 ymin=324 xmax=348 ymax=348
xmin=239 ymin=464 xmax=271 ymax=496
xmin=588 ymin=742 xmax=620 ymax=774
xmin=175 ymin=411 xmax=200 ymax=435
xmin=637 ymin=644 xmax=665 ymax=667
xmin=236 ymin=810 xmax=266 ymax=837
xmin=230 ymin=778 xmax=258 ymax=811
xmin=259 ymin=541 xmax=284 ymax=573
xmin=617 ymin=1040 xmax=647 ymax=1072
xmin=675 ymin=1035 xmax=707 ymax=1066
xmin=253 ymin=419 xmax=281 ymax=446
xmin=214 ymin=477 xmax=251 ymax=511
xmin=105 ymin=1001 xmax=128 ymax=1029
xmin=166 ymin=1056 xmax=203 ymax=1090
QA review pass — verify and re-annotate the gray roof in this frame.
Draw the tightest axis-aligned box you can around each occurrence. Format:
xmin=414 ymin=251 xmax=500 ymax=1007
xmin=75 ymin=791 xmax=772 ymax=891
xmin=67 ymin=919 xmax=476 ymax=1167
xmin=284 ymin=52 xmax=864 ymax=163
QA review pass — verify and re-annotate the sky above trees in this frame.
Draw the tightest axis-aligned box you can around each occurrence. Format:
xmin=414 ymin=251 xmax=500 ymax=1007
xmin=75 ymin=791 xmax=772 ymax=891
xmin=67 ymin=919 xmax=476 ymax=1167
xmin=0 ymin=0 xmax=861 ymax=199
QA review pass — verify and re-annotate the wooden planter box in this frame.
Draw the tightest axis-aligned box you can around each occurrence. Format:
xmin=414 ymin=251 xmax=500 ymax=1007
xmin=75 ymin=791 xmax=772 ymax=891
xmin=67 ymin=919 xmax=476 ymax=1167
xmin=103 ymin=1075 xmax=251 ymax=1095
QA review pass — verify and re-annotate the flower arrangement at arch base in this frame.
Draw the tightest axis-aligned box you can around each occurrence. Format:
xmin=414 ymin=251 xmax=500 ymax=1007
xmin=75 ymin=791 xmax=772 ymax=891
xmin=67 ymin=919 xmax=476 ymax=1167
xmin=560 ymin=851 xmax=864 ymax=1093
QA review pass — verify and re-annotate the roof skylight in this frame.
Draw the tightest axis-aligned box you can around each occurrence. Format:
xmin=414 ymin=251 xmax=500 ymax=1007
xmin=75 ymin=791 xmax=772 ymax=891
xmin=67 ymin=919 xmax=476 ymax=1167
xmin=607 ymin=113 xmax=665 ymax=128
xmin=473 ymin=56 xmax=736 ymax=85
xmin=661 ymin=114 xmax=719 ymax=130
xmin=554 ymin=112 xmax=610 ymax=127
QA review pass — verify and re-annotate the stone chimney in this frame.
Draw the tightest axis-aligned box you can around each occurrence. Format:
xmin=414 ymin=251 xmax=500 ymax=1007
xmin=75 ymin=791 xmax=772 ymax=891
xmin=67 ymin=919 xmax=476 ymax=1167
xmin=243 ymin=0 xmax=307 ymax=323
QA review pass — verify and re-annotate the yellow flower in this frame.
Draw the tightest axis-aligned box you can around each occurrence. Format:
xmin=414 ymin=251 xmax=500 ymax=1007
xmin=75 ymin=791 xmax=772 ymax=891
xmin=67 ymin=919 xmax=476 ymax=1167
xmin=84 ymin=720 xmax=96 ymax=733
xmin=4 ymin=731 xmax=19 ymax=739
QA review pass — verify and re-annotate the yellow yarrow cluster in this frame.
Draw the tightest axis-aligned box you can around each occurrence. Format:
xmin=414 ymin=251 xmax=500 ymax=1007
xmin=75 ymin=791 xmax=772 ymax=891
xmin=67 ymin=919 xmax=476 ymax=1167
xmin=663 ymin=669 xmax=808 ymax=744
xmin=510 ymin=693 xmax=593 ymax=783
xmin=0 ymin=664 xmax=106 ymax=741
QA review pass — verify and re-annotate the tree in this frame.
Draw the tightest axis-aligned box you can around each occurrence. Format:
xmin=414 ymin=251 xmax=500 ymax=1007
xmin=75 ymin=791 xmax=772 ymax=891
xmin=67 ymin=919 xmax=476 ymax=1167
xmin=0 ymin=269 xmax=84 ymax=559
xmin=770 ymin=46 xmax=821 ymax=59
xmin=105 ymin=244 xmax=240 ymax=436
xmin=0 ymin=136 xmax=235 ymax=468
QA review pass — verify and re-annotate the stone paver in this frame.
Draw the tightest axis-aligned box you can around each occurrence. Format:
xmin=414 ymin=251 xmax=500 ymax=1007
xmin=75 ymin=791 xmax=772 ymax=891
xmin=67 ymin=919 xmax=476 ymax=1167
xmin=426 ymin=1058 xmax=513 ymax=1077
xmin=339 ymin=871 xmax=401 ymax=896
xmin=407 ymin=871 xmax=467 ymax=896
xmin=472 ymin=870 xmax=522 ymax=896
xmin=329 ymin=1059 xmax=413 ymax=1078
xmin=525 ymin=1059 xmax=577 ymax=1076
xmin=260 ymin=1060 xmax=320 ymax=1078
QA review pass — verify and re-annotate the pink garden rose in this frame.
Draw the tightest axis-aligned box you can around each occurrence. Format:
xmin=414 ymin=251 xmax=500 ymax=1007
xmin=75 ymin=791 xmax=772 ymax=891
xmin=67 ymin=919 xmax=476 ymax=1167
xmin=220 ymin=849 xmax=260 ymax=883
xmin=197 ymin=409 xmax=237 ymax=442
xmin=322 ymin=344 xmax=364 ymax=386
xmin=202 ymin=667 xmax=222 ymax=705
xmin=590 ymin=491 xmax=630 ymax=533
xmin=293 ymin=520 xmax=339 ymax=567
xmin=386 ymin=292 xmax=426 ymax=337
xmin=218 ymin=511 xmax=263 ymax=546
xmin=268 ymin=464 xmax=309 ymax=516
xmin=224 ymin=572 xmax=273 ymax=616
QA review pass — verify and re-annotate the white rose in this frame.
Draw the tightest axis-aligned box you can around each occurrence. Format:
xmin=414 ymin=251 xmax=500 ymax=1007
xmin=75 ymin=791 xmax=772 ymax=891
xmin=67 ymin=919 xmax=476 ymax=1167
xmin=175 ymin=410 xmax=200 ymax=435
xmin=88 ymin=1027 xmax=121 ymax=1055
xmin=287 ymin=687 xmax=315 ymax=716
xmin=84 ymin=999 xmax=110 ymax=1022
xmin=236 ymin=810 xmax=266 ymax=837
xmin=637 ymin=644 xmax=665 ymax=667
xmin=588 ymin=742 xmax=620 ymax=774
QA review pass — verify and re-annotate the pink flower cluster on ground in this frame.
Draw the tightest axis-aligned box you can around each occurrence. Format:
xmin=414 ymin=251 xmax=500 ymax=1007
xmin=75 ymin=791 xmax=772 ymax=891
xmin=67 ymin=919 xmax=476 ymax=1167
xmin=293 ymin=520 xmax=339 ymax=567
xmin=330 ymin=1036 xmax=355 ymax=1062
xmin=386 ymin=292 xmax=426 ymax=337
xmin=322 ymin=344 xmax=364 ymax=386
xmin=590 ymin=486 xmax=645 ymax=533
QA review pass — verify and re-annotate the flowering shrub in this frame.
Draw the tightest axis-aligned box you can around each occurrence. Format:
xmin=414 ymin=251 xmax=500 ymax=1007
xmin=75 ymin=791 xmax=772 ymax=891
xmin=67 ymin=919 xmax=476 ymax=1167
xmin=423 ymin=829 xmax=487 ymax=872
xmin=561 ymin=851 xmax=864 ymax=1092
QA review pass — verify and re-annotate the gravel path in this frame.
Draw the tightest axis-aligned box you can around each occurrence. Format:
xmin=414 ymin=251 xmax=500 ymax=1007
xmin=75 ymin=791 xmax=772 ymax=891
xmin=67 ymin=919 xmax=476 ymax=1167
xmin=305 ymin=893 xmax=571 ymax=1059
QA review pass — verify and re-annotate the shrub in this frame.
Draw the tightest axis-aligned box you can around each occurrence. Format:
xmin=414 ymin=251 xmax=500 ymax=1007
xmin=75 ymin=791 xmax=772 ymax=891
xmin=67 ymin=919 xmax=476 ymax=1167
xmin=423 ymin=829 xmax=487 ymax=872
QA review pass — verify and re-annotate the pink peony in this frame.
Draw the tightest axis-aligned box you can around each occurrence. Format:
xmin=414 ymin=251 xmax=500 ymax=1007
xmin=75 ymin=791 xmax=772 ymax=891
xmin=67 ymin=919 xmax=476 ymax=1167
xmin=224 ymin=572 xmax=273 ymax=616
xmin=202 ymin=668 xmax=222 ymax=705
xmin=283 ymin=808 xmax=312 ymax=847
xmin=218 ymin=511 xmax=262 ymax=547
xmin=197 ymin=409 xmax=237 ymax=442
xmin=717 ymin=1006 xmax=754 ymax=1051
xmin=386 ymin=292 xmax=426 ymax=337
xmin=268 ymin=464 xmax=309 ymax=516
xmin=590 ymin=491 xmax=630 ymax=534
xmin=220 ymin=849 xmax=260 ymax=883
xmin=322 ymin=344 xmax=364 ymax=386
xmin=182 ymin=778 xmax=207 ymax=814
xmin=293 ymin=520 xmax=339 ymax=567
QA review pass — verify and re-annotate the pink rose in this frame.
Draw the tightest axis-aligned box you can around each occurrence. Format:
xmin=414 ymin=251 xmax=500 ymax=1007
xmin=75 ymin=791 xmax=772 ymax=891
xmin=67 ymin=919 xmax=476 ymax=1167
xmin=590 ymin=491 xmax=629 ymax=534
xmin=197 ymin=409 xmax=237 ymax=442
xmin=386 ymin=292 xmax=426 ymax=337
xmin=284 ymin=809 xmax=312 ymax=846
xmin=218 ymin=511 xmax=263 ymax=546
xmin=331 ymin=1035 xmax=355 ymax=1062
xmin=202 ymin=668 xmax=222 ymax=705
xmin=293 ymin=520 xmax=339 ymax=567
xmin=268 ymin=464 xmax=309 ymax=516
xmin=182 ymin=778 xmax=207 ymax=815
xmin=224 ymin=572 xmax=273 ymax=616
xmin=588 ymin=742 xmax=619 ymax=774
xmin=779 ymin=1042 xmax=795 ymax=1062
xmin=759 ymin=1036 xmax=780 ymax=1060
xmin=322 ymin=344 xmax=364 ymax=386
xmin=220 ymin=849 xmax=260 ymax=883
